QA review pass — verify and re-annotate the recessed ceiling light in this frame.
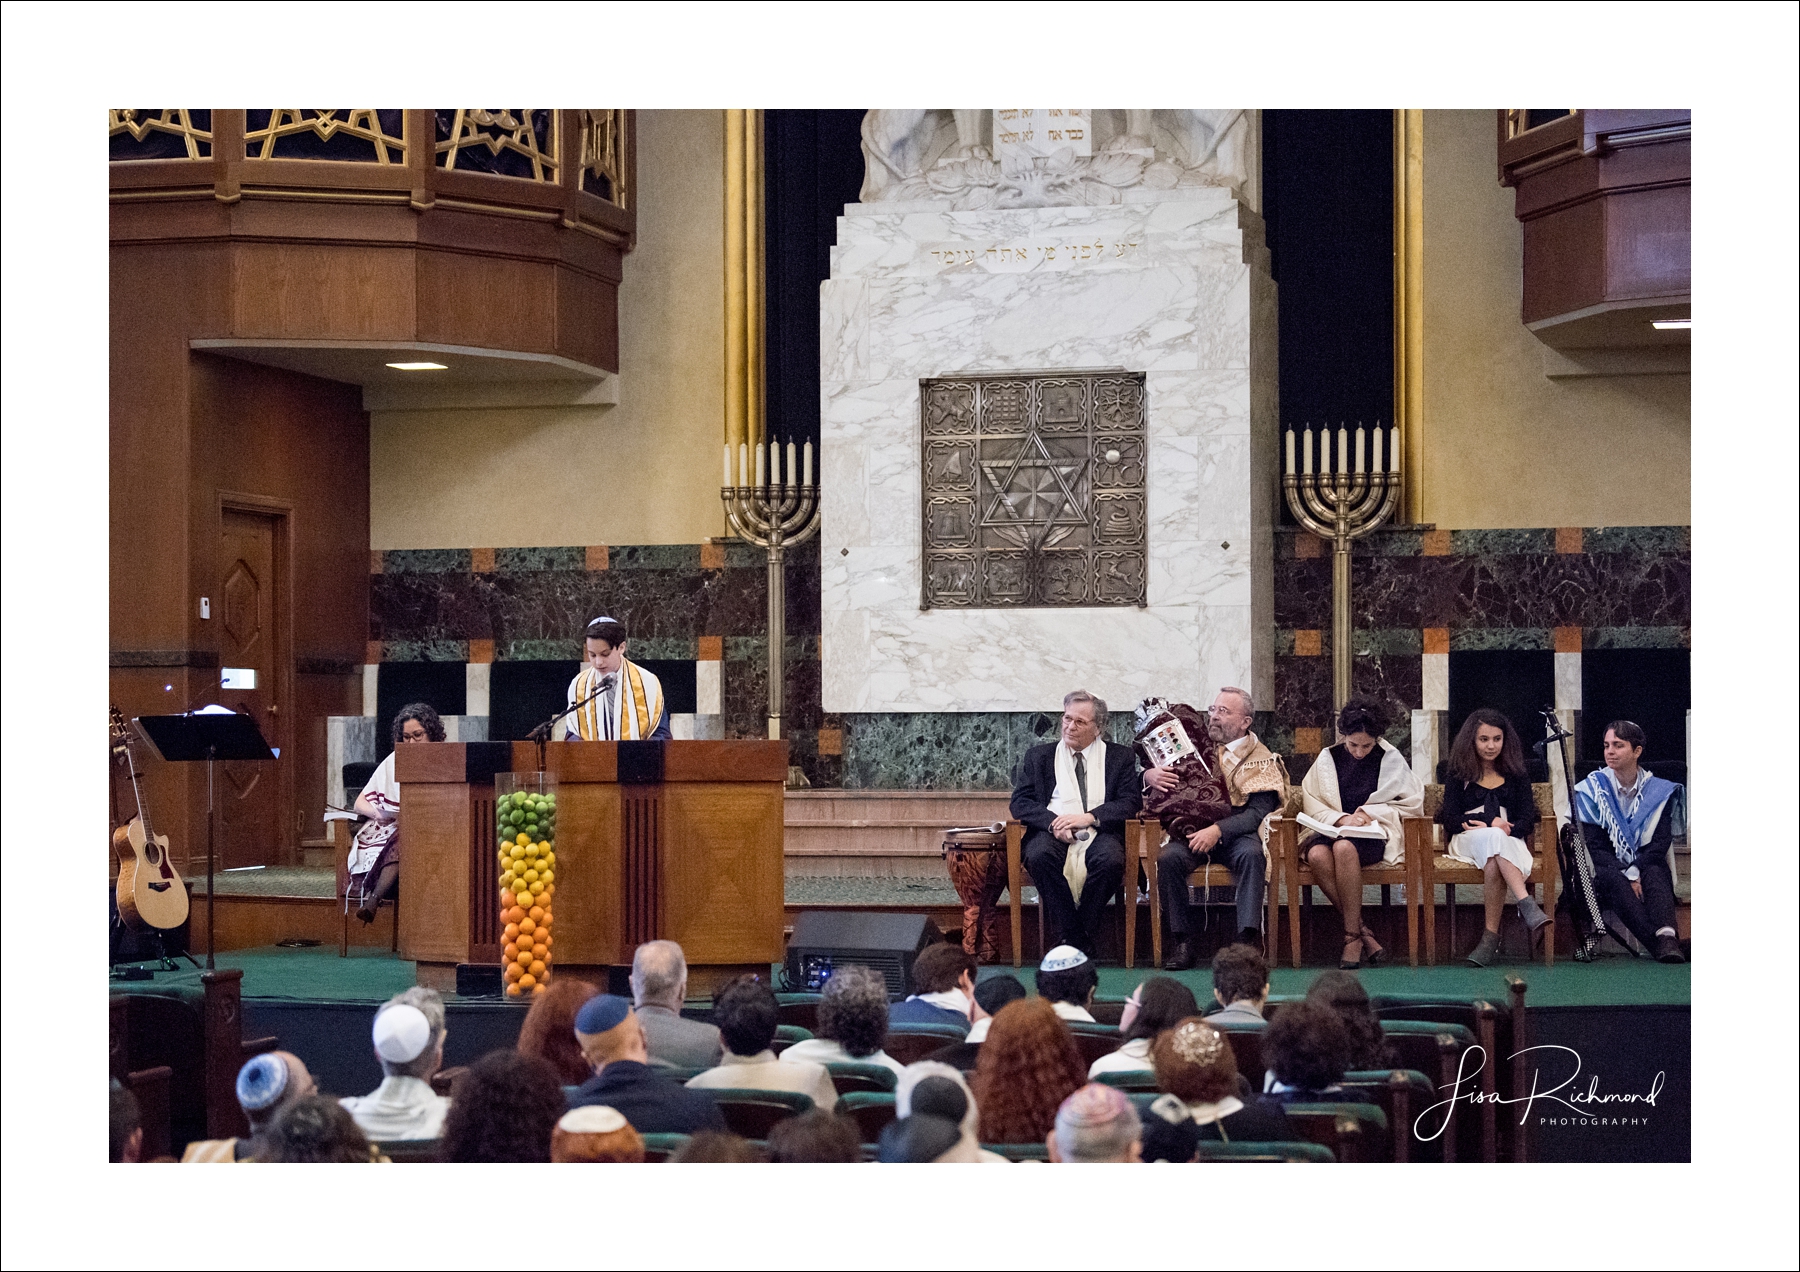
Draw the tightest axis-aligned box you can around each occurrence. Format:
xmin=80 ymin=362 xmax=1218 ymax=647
xmin=386 ymin=361 xmax=448 ymax=371
xmin=1650 ymin=319 xmax=1690 ymax=331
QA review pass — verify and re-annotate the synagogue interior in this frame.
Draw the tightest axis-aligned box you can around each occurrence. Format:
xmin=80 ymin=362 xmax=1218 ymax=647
xmin=101 ymin=104 xmax=1702 ymax=1177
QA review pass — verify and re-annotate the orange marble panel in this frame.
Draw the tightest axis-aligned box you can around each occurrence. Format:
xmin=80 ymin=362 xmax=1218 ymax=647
xmin=585 ymin=545 xmax=610 ymax=570
xmin=1293 ymin=629 xmax=1323 ymax=657
xmin=470 ymin=547 xmax=496 ymax=573
xmin=468 ymin=638 xmax=495 ymax=663
xmin=700 ymin=541 xmax=727 ymax=570
xmin=697 ymin=635 xmax=723 ymax=662
xmin=1295 ymin=533 xmax=1325 ymax=559
xmin=818 ymin=727 xmax=843 ymax=756
xmin=1554 ymin=625 xmax=1582 ymax=653
xmin=365 ymin=640 xmax=383 ymax=664
xmin=1294 ymin=727 xmax=1324 ymax=755
xmin=1422 ymin=627 xmax=1450 ymax=655
xmin=1555 ymin=527 xmax=1585 ymax=554
xmin=1421 ymin=529 xmax=1452 ymax=556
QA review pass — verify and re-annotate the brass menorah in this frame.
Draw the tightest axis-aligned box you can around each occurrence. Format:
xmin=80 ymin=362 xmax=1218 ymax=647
xmin=1282 ymin=424 xmax=1403 ymax=713
xmin=721 ymin=438 xmax=821 ymax=740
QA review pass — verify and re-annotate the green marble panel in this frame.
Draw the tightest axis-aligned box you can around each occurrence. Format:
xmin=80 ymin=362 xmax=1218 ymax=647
xmin=1584 ymin=526 xmax=1689 ymax=555
xmin=609 ymin=544 xmax=702 ymax=570
xmin=1448 ymin=627 xmax=1551 ymax=651
xmin=503 ymin=638 xmax=583 ymax=661
xmin=1449 ymin=528 xmax=1555 ymax=556
xmin=1351 ymin=628 xmax=1423 ymax=655
xmin=381 ymin=639 xmax=468 ymax=662
xmin=627 ymin=636 xmax=699 ymax=659
xmin=1584 ymin=626 xmax=1690 ymax=650
xmin=494 ymin=546 xmax=586 ymax=573
xmin=380 ymin=549 xmax=470 ymax=573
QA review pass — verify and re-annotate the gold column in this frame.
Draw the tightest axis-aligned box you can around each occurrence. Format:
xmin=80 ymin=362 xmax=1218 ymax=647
xmin=1393 ymin=108 xmax=1425 ymax=525
xmin=723 ymin=109 xmax=765 ymax=454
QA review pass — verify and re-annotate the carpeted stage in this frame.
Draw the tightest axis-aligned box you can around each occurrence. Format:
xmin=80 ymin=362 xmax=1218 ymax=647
xmin=112 ymin=941 xmax=1689 ymax=1162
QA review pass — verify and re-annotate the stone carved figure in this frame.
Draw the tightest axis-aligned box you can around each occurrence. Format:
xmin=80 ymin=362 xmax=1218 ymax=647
xmin=860 ymin=109 xmax=1253 ymax=210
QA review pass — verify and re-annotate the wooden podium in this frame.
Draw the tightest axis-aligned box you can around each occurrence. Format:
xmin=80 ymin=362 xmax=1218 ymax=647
xmin=394 ymin=740 xmax=787 ymax=979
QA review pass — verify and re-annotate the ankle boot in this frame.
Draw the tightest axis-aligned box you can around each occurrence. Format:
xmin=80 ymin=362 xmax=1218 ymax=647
xmin=1465 ymin=930 xmax=1501 ymax=967
xmin=1516 ymin=894 xmax=1552 ymax=932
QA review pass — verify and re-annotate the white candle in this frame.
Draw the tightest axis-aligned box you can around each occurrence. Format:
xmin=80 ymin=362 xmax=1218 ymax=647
xmin=1286 ymin=428 xmax=1296 ymax=474
xmin=787 ymin=441 xmax=797 ymax=488
xmin=803 ymin=440 xmax=812 ymax=487
xmin=1337 ymin=427 xmax=1349 ymax=476
xmin=739 ymin=443 xmax=748 ymax=486
xmin=1355 ymin=426 xmax=1365 ymax=474
xmin=1302 ymin=427 xmax=1313 ymax=476
xmin=1390 ymin=427 xmax=1400 ymax=473
xmin=754 ymin=443 xmax=764 ymax=489
xmin=1372 ymin=426 xmax=1384 ymax=473
xmin=723 ymin=444 xmax=732 ymax=487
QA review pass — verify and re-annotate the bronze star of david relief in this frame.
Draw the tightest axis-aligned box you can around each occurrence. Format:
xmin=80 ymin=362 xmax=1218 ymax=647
xmin=921 ymin=372 xmax=1148 ymax=609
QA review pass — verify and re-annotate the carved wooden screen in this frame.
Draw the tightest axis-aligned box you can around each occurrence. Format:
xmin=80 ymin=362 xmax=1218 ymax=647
xmin=920 ymin=371 xmax=1147 ymax=609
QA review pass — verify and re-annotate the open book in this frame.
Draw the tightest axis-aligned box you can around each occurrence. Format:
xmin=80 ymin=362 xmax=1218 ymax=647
xmin=1295 ymin=811 xmax=1386 ymax=840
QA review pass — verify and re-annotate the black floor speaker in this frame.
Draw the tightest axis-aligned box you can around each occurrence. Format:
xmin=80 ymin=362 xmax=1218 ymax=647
xmin=785 ymin=911 xmax=943 ymax=998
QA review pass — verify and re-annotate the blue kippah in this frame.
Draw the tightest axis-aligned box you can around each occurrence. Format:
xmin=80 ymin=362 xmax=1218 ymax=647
xmin=574 ymin=994 xmax=632 ymax=1035
xmin=236 ymin=1053 xmax=289 ymax=1112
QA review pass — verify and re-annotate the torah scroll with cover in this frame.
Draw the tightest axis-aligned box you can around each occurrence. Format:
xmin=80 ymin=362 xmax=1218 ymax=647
xmin=1132 ymin=698 xmax=1233 ymax=840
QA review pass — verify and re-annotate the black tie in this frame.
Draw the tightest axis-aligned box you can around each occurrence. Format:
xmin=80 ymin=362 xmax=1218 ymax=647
xmin=1074 ymin=752 xmax=1090 ymax=809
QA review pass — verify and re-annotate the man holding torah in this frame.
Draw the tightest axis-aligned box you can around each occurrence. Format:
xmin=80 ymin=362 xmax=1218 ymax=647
xmin=1142 ymin=688 xmax=1289 ymax=970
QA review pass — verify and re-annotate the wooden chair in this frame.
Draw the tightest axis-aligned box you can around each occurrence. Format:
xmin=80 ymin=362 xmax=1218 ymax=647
xmin=1338 ymin=1069 xmax=1434 ymax=1163
xmin=706 ymin=1088 xmax=813 ymax=1139
xmin=774 ymin=995 xmax=822 ymax=1032
xmin=1140 ymin=826 xmax=1283 ymax=969
xmin=1409 ymin=784 xmax=1559 ymax=967
xmin=838 ymin=1091 xmax=899 ymax=1142
xmin=333 ymin=816 xmax=398 ymax=958
xmin=1066 ymin=1021 xmax=1123 ymax=1069
xmin=1007 ymin=818 xmax=1155 ymax=967
xmin=826 ymin=1062 xmax=898 ymax=1095
xmin=1271 ymin=814 xmax=1419 ymax=968
xmin=884 ymin=1024 xmax=966 ymax=1066
xmin=1280 ymin=1101 xmax=1389 ymax=1163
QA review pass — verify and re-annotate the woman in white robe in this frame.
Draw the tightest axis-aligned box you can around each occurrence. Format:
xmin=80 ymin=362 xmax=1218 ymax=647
xmin=1298 ymin=696 xmax=1423 ymax=968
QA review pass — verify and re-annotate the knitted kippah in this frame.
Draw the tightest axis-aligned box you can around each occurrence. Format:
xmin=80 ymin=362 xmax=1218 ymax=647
xmin=1039 ymin=944 xmax=1089 ymax=972
xmin=236 ymin=1053 xmax=289 ymax=1112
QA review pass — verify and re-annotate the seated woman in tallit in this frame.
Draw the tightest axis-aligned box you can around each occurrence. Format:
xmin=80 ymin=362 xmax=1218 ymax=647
xmin=1297 ymin=695 xmax=1423 ymax=969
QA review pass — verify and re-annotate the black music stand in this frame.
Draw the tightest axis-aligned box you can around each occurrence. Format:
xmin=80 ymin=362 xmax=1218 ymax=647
xmin=136 ymin=711 xmax=277 ymax=970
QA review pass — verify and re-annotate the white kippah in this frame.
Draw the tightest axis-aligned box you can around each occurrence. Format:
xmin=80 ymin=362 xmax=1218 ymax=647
xmin=559 ymin=1105 xmax=628 ymax=1134
xmin=589 ymin=615 xmax=620 ymax=627
xmin=1040 ymin=944 xmax=1090 ymax=973
xmin=372 ymin=1004 xmax=432 ymax=1063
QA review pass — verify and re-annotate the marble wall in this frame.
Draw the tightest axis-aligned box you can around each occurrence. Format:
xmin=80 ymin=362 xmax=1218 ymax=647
xmin=365 ymin=523 xmax=1687 ymax=790
xmin=818 ymin=188 xmax=1279 ymax=716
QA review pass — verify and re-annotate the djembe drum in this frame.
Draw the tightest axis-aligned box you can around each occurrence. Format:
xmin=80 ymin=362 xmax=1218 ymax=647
xmin=941 ymin=823 xmax=1008 ymax=962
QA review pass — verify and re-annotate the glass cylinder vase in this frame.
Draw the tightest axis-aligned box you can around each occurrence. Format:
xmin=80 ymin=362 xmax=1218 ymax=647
xmin=495 ymin=771 xmax=558 ymax=997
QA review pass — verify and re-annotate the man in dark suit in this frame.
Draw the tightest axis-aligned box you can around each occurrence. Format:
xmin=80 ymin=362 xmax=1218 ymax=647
xmin=566 ymin=995 xmax=726 ymax=1134
xmin=1010 ymin=690 xmax=1142 ymax=956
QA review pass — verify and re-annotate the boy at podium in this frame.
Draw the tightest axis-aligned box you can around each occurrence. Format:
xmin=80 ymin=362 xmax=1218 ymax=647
xmin=556 ymin=615 xmax=672 ymax=741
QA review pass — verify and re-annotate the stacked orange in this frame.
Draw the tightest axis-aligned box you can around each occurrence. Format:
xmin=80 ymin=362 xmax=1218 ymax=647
xmin=497 ymin=789 xmax=557 ymax=996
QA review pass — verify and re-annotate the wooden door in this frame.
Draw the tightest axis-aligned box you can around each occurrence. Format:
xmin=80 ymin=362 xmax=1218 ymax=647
xmin=218 ymin=508 xmax=284 ymax=867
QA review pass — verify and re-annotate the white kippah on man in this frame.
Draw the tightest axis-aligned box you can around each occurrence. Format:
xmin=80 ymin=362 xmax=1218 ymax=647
xmin=339 ymin=988 xmax=451 ymax=1142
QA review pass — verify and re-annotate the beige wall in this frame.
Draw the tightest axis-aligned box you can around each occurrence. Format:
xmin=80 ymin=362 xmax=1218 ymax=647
xmin=370 ymin=110 xmax=727 ymax=548
xmin=1420 ymin=109 xmax=1690 ymax=529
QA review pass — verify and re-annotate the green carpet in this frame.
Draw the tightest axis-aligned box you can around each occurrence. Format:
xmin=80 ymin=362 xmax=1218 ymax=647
xmin=112 ymin=942 xmax=1687 ymax=1011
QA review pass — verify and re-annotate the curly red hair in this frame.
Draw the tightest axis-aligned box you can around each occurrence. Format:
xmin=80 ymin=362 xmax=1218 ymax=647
xmin=972 ymin=997 xmax=1087 ymax=1144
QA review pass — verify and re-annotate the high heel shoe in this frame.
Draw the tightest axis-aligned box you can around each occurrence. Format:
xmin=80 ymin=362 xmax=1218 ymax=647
xmin=1359 ymin=925 xmax=1389 ymax=967
xmin=1339 ymin=931 xmax=1364 ymax=970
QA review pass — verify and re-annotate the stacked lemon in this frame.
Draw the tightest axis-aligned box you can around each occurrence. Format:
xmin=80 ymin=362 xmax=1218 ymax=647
xmin=497 ymin=789 xmax=557 ymax=996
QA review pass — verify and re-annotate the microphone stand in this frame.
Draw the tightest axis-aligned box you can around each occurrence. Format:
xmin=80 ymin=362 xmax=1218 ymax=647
xmin=527 ymin=682 xmax=610 ymax=771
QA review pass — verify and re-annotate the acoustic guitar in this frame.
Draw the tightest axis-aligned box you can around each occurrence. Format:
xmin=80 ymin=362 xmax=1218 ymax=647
xmin=111 ymin=706 xmax=190 ymax=932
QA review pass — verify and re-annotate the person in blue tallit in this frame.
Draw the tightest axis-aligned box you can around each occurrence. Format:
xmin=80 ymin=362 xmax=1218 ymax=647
xmin=1573 ymin=720 xmax=1685 ymax=963
xmin=556 ymin=616 xmax=672 ymax=741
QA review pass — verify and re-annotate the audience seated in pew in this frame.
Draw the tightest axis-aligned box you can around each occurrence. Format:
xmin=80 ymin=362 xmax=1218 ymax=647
xmin=974 ymin=997 xmax=1087 ymax=1145
xmin=182 ymin=1051 xmax=317 ymax=1163
xmin=440 ymin=1050 xmax=565 ymax=1162
xmin=888 ymin=944 xmax=977 ymax=1032
xmin=1089 ymin=976 xmax=1198 ymax=1078
xmin=897 ymin=1062 xmax=1007 ymax=1162
xmin=765 ymin=1109 xmax=862 ymax=1162
xmin=630 ymin=940 xmax=724 ymax=1069
xmin=567 ymin=994 xmax=725 ymax=1134
xmin=517 ymin=977 xmax=603 ymax=1085
xmin=928 ymin=974 xmax=1026 ymax=1070
xmin=262 ymin=1094 xmax=382 ymax=1163
xmin=110 ymin=1079 xmax=143 ymax=1164
xmin=1258 ymin=1000 xmax=1353 ymax=1103
xmin=1035 ymin=945 xmax=1100 ymax=1022
xmin=781 ymin=966 xmax=908 ymax=1078
xmin=1140 ymin=1019 xmax=1294 ymax=1160
xmin=669 ymin=1130 xmax=763 ymax=1163
xmin=551 ymin=1105 xmax=645 ymax=1162
xmin=1206 ymin=942 xmax=1271 ymax=1024
xmin=686 ymin=975 xmax=837 ymax=1111
xmin=1048 ymin=1084 xmax=1142 ymax=1162
xmin=1305 ymin=970 xmax=1396 ymax=1070
xmin=339 ymin=988 xmax=450 ymax=1142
